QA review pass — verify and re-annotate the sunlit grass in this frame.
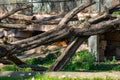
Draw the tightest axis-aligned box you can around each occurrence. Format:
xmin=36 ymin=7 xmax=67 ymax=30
xmin=0 ymin=74 xmax=119 ymax=80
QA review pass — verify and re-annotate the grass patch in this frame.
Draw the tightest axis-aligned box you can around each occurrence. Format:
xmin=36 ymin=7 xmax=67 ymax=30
xmin=0 ymin=73 xmax=119 ymax=80
xmin=112 ymin=11 xmax=120 ymax=15
xmin=0 ymin=65 xmax=33 ymax=71
xmin=0 ymin=65 xmax=19 ymax=71
xmin=63 ymin=50 xmax=95 ymax=71
xmin=1 ymin=50 xmax=120 ymax=72
xmin=25 ymin=52 xmax=61 ymax=66
xmin=90 ymin=63 xmax=120 ymax=71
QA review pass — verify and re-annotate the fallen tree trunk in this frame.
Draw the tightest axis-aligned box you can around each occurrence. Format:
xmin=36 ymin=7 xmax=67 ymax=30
xmin=9 ymin=14 xmax=33 ymax=21
xmin=0 ymin=58 xmax=11 ymax=64
xmin=0 ymin=23 xmax=27 ymax=29
xmin=0 ymin=14 xmax=119 ymax=71
xmin=8 ymin=14 xmax=78 ymax=24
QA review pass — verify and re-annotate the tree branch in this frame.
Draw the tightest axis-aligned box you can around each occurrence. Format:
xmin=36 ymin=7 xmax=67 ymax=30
xmin=0 ymin=4 xmax=33 ymax=20
xmin=11 ymin=1 xmax=95 ymax=46
xmin=0 ymin=23 xmax=27 ymax=29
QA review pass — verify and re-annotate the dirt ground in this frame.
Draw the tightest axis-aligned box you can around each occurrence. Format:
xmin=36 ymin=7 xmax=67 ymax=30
xmin=45 ymin=71 xmax=120 ymax=79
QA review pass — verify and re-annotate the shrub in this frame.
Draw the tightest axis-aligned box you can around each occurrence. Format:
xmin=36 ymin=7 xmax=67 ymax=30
xmin=1 ymin=65 xmax=18 ymax=71
xmin=63 ymin=50 xmax=96 ymax=71
xmin=25 ymin=57 xmax=44 ymax=65
xmin=112 ymin=65 xmax=120 ymax=71
xmin=74 ymin=50 xmax=95 ymax=70
xmin=25 ymin=51 xmax=61 ymax=66
xmin=112 ymin=11 xmax=120 ymax=15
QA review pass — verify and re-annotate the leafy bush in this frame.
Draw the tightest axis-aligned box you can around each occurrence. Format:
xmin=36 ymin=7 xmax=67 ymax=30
xmin=25 ymin=57 xmax=44 ymax=65
xmin=25 ymin=52 xmax=61 ymax=66
xmin=63 ymin=50 xmax=96 ymax=71
xmin=1 ymin=65 xmax=19 ymax=71
xmin=112 ymin=11 xmax=120 ymax=15
xmin=90 ymin=63 xmax=120 ymax=71
xmin=0 ymin=65 xmax=32 ymax=71
xmin=2 ymin=50 xmax=120 ymax=72
xmin=74 ymin=50 xmax=95 ymax=70
xmin=26 ymin=49 xmax=96 ymax=71
xmin=112 ymin=65 xmax=120 ymax=71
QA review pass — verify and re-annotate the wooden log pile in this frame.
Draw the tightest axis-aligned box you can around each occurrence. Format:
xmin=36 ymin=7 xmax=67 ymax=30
xmin=0 ymin=1 xmax=119 ymax=71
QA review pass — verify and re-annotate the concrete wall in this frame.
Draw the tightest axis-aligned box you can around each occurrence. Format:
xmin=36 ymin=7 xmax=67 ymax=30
xmin=88 ymin=35 xmax=99 ymax=61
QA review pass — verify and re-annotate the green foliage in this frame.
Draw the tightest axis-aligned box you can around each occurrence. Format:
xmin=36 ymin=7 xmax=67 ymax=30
xmin=25 ymin=57 xmax=43 ymax=65
xmin=1 ymin=50 xmax=120 ymax=72
xmin=25 ymin=52 xmax=61 ymax=66
xmin=15 ymin=52 xmax=24 ymax=56
xmin=112 ymin=11 xmax=120 ymax=15
xmin=0 ymin=74 xmax=119 ymax=80
xmin=63 ymin=50 xmax=95 ymax=71
xmin=0 ymin=65 xmax=32 ymax=72
xmin=90 ymin=63 xmax=120 ymax=71
xmin=111 ymin=56 xmax=117 ymax=63
xmin=19 ymin=68 xmax=32 ymax=72
xmin=1 ymin=65 xmax=19 ymax=71
xmin=104 ymin=58 xmax=111 ymax=64
xmin=112 ymin=65 xmax=120 ymax=71
xmin=74 ymin=50 xmax=95 ymax=70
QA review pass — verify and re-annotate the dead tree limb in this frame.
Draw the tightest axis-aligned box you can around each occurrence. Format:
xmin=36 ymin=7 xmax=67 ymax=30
xmin=0 ymin=13 xmax=119 ymax=58
xmin=0 ymin=23 xmax=27 ymax=29
xmin=14 ymin=16 xmax=120 ymax=53
xmin=0 ymin=8 xmax=119 ymax=58
xmin=0 ymin=4 xmax=33 ymax=21
xmin=109 ymin=3 xmax=120 ymax=14
xmin=8 ymin=14 xmax=78 ymax=25
xmin=8 ymin=14 xmax=64 ymax=23
xmin=9 ymin=14 xmax=33 ymax=21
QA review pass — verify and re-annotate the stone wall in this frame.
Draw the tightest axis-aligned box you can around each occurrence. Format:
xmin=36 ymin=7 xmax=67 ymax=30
xmin=99 ymin=31 xmax=120 ymax=61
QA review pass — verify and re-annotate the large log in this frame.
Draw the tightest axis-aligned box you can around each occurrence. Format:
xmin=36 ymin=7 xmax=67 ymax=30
xmin=0 ymin=58 xmax=11 ymax=64
xmin=8 ymin=14 xmax=65 ymax=23
xmin=0 ymin=1 xmax=119 ymax=58
xmin=0 ymin=23 xmax=26 ymax=29
xmin=0 ymin=15 xmax=119 ymax=57
xmin=8 ymin=14 xmax=78 ymax=25
xmin=9 ymin=14 xmax=33 ymax=21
